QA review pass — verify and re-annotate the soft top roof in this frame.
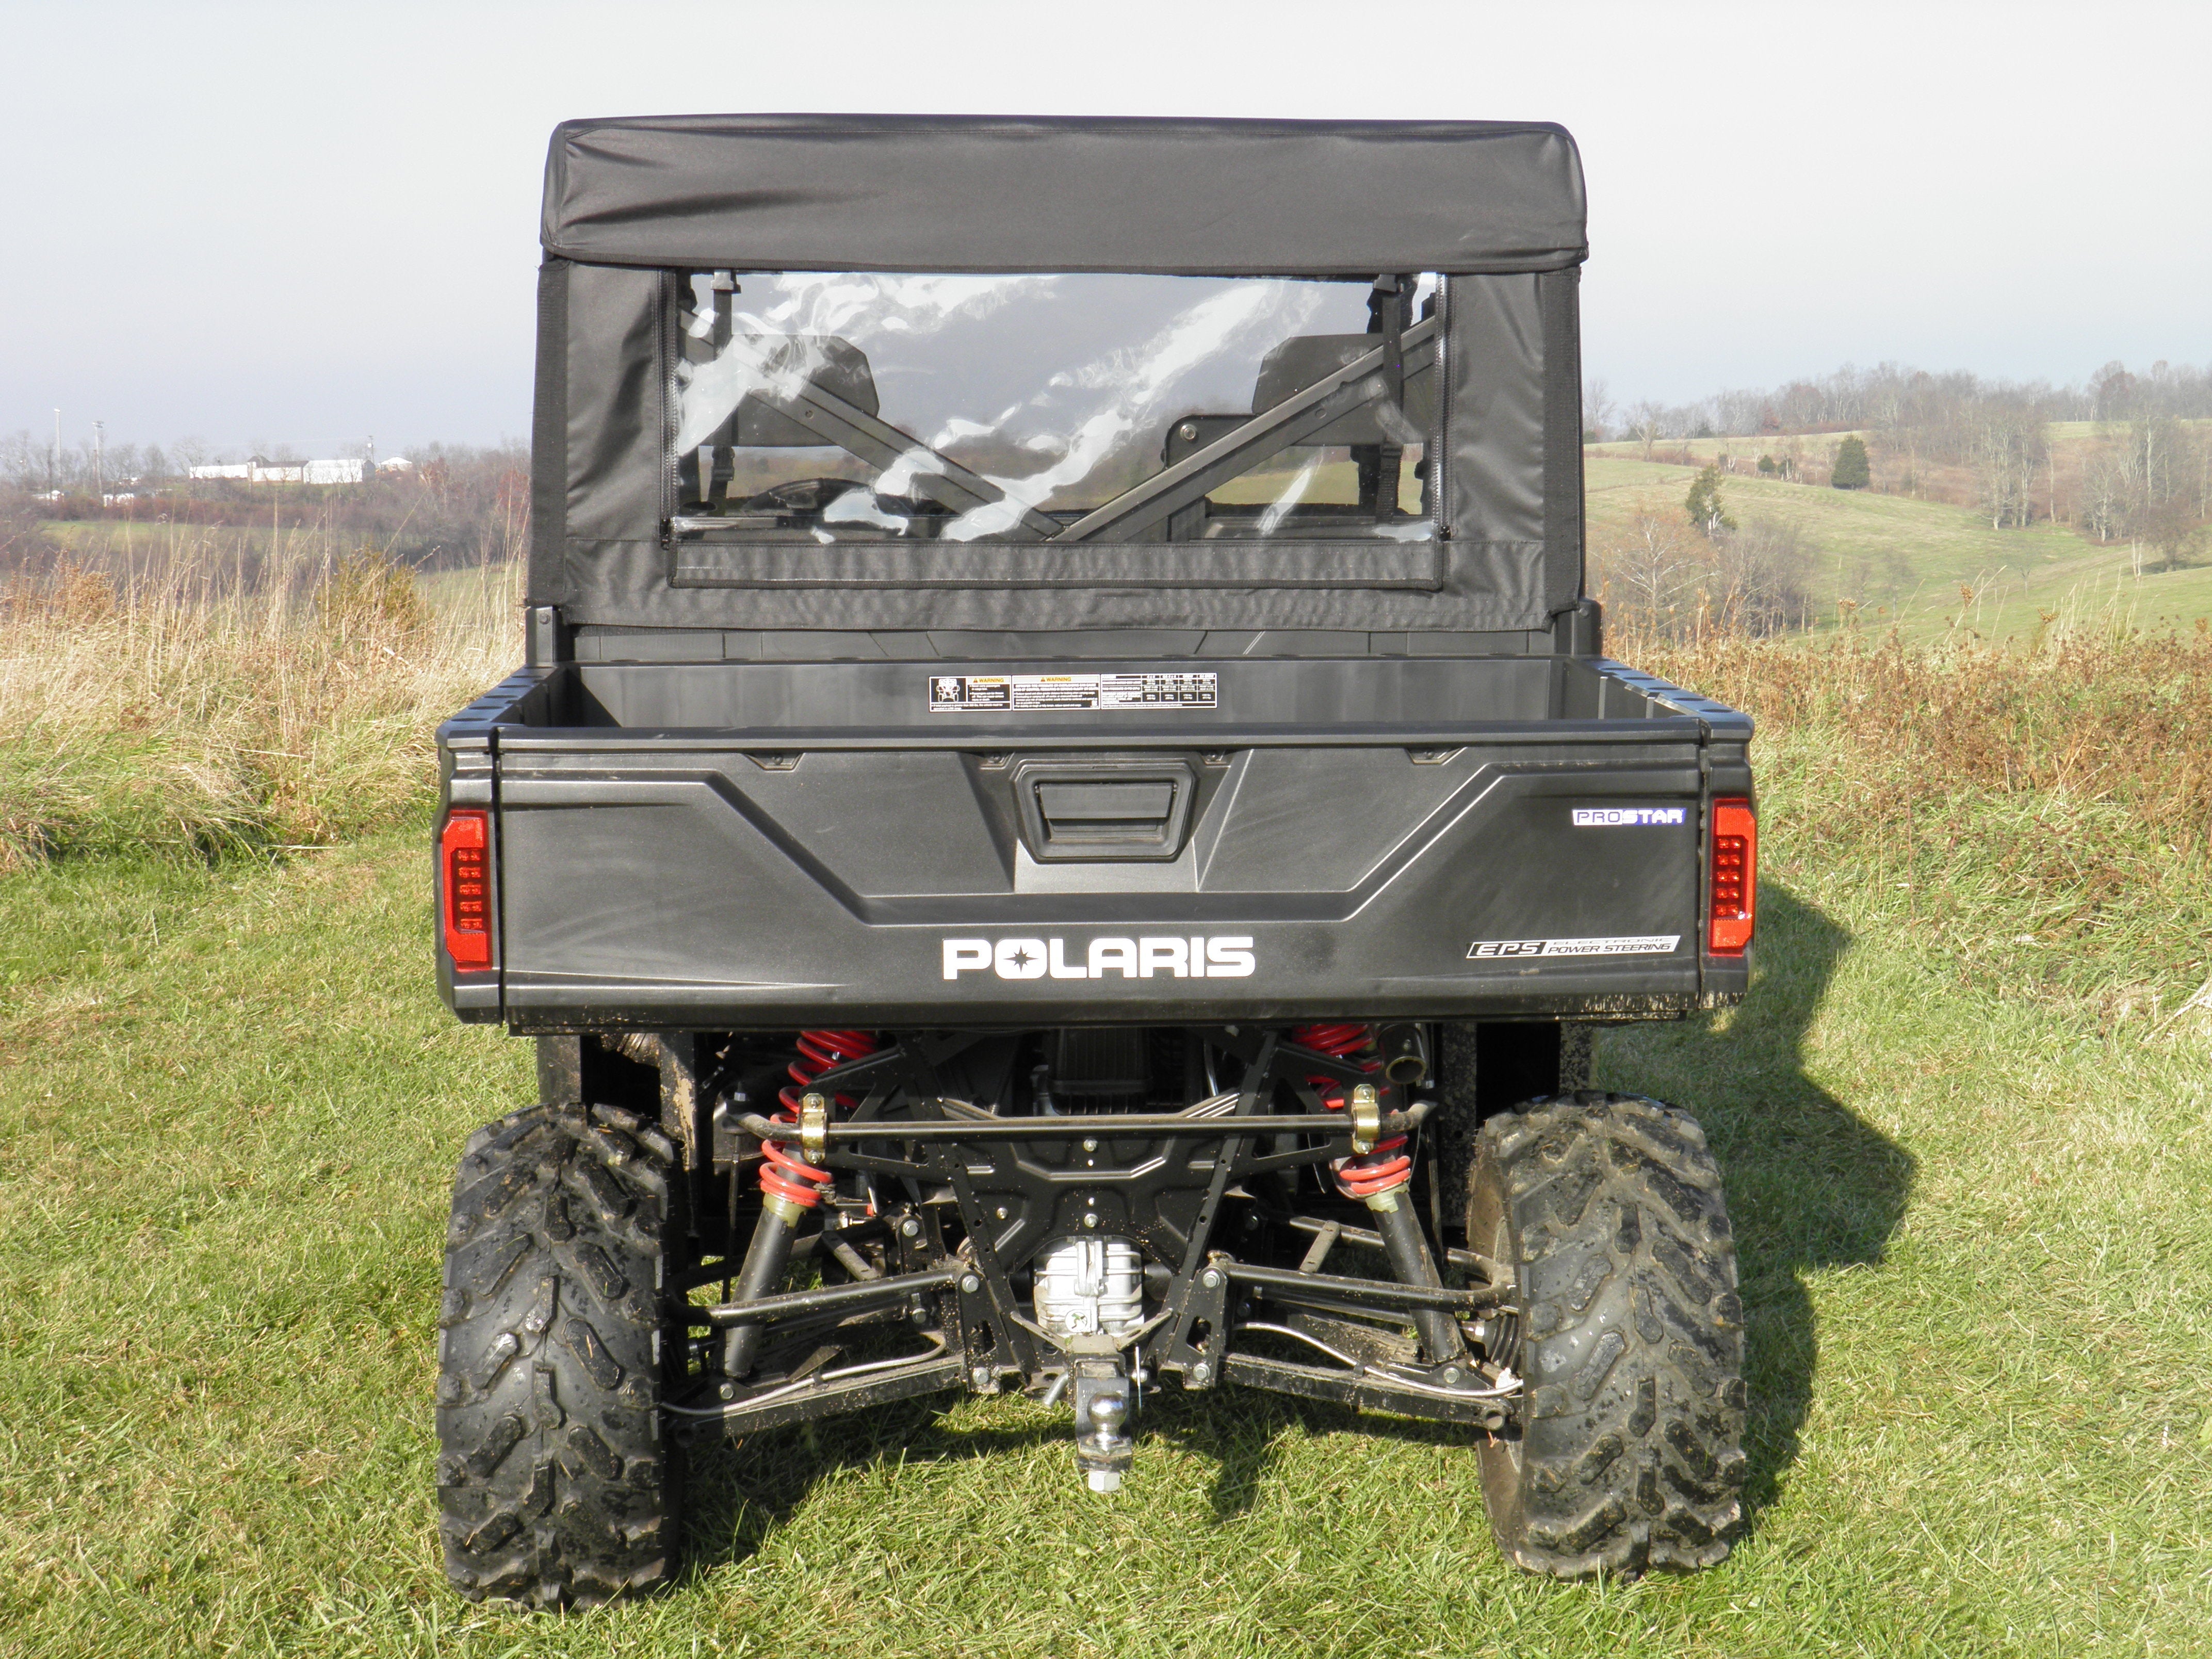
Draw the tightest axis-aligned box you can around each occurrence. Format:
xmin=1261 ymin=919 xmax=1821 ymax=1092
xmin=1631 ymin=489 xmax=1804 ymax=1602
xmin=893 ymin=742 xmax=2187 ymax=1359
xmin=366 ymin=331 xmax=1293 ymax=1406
xmin=541 ymin=115 xmax=1587 ymax=276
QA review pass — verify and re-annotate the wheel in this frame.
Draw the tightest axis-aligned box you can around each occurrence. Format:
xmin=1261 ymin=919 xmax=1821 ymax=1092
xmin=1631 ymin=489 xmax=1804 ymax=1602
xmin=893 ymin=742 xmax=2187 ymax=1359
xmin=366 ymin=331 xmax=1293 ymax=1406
xmin=435 ymin=1102 xmax=686 ymax=1605
xmin=1469 ymin=1091 xmax=1746 ymax=1577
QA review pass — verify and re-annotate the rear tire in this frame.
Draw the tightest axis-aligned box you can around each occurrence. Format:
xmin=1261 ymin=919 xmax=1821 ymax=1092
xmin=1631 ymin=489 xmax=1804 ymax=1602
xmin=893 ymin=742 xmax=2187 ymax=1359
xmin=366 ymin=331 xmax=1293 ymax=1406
xmin=435 ymin=1102 xmax=686 ymax=1606
xmin=1469 ymin=1091 xmax=1746 ymax=1577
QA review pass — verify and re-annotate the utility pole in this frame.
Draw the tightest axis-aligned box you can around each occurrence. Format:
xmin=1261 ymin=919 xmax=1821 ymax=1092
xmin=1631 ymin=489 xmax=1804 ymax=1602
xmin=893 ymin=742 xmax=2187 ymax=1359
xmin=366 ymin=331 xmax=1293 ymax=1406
xmin=51 ymin=409 xmax=60 ymax=492
xmin=94 ymin=420 xmax=105 ymax=500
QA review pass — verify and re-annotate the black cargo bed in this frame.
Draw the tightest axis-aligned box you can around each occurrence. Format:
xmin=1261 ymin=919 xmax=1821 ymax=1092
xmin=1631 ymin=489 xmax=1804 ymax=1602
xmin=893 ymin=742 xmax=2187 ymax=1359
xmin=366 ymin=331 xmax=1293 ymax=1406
xmin=438 ymin=656 xmax=1751 ymax=1030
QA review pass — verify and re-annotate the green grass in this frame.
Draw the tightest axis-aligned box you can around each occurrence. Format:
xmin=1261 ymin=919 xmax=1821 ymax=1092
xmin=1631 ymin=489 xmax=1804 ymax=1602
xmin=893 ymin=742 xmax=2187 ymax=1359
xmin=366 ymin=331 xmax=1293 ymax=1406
xmin=5 ymin=729 xmax=2210 ymax=1654
xmin=1585 ymin=455 xmax=2212 ymax=641
xmin=1 ymin=557 xmax=519 ymax=869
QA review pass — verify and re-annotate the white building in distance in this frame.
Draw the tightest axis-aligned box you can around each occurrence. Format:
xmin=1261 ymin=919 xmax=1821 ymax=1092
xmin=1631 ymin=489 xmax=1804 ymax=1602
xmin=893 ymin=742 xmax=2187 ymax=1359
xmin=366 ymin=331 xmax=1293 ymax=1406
xmin=187 ymin=456 xmax=411 ymax=484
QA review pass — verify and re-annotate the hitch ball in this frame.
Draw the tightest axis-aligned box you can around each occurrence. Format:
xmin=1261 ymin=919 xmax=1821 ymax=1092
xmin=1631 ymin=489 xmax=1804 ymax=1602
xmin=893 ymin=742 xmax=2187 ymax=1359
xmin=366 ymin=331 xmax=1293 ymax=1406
xmin=1069 ymin=1357 xmax=1136 ymax=1494
xmin=1079 ymin=1385 xmax=1133 ymax=1493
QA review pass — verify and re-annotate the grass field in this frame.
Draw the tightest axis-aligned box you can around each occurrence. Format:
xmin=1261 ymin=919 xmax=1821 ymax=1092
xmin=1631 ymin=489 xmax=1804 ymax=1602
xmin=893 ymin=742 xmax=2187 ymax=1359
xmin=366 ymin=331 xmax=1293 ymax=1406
xmin=5 ymin=559 xmax=2212 ymax=1655
xmin=0 ymin=549 xmax=519 ymax=869
xmin=1584 ymin=454 xmax=2212 ymax=641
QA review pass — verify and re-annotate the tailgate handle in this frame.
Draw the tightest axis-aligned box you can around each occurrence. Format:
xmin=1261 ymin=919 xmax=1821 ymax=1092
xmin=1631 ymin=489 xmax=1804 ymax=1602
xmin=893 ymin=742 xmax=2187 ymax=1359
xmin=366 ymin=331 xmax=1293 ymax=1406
xmin=1037 ymin=780 xmax=1177 ymax=824
xmin=1017 ymin=763 xmax=1196 ymax=861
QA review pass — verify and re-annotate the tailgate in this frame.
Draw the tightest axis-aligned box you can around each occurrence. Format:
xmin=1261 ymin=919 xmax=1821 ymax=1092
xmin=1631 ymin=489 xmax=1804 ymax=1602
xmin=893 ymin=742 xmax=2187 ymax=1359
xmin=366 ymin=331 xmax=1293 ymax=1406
xmin=443 ymin=657 xmax=1750 ymax=1027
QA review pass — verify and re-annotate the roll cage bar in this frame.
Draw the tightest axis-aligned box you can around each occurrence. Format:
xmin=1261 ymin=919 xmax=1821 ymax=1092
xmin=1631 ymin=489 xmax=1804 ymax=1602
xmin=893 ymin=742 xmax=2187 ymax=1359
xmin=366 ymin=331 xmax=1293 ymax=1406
xmin=671 ymin=275 xmax=1435 ymax=543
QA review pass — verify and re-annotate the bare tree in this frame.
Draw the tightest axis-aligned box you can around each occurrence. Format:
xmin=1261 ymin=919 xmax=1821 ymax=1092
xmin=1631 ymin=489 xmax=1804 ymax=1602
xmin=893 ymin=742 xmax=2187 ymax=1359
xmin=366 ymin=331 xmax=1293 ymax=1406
xmin=1970 ymin=408 xmax=2046 ymax=528
xmin=0 ymin=430 xmax=42 ymax=490
xmin=2136 ymin=497 xmax=2206 ymax=572
xmin=2079 ymin=449 xmax=2127 ymax=543
xmin=1627 ymin=401 xmax=1667 ymax=462
xmin=1583 ymin=378 xmax=1617 ymax=442
xmin=2198 ymin=423 xmax=2211 ymax=523
xmin=1711 ymin=517 xmax=1813 ymax=633
xmin=1598 ymin=509 xmax=1702 ymax=625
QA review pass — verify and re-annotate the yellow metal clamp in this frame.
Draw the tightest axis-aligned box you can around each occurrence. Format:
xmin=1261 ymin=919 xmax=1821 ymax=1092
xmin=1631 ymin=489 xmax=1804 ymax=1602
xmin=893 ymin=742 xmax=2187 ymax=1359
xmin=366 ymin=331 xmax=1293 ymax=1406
xmin=1347 ymin=1084 xmax=1381 ymax=1158
xmin=800 ymin=1091 xmax=831 ymax=1166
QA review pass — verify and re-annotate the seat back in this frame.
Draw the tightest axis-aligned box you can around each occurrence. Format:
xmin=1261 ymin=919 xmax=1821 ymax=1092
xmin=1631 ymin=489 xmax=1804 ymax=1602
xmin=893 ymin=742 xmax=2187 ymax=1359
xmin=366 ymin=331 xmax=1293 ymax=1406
xmin=725 ymin=335 xmax=880 ymax=446
xmin=1250 ymin=333 xmax=1437 ymax=447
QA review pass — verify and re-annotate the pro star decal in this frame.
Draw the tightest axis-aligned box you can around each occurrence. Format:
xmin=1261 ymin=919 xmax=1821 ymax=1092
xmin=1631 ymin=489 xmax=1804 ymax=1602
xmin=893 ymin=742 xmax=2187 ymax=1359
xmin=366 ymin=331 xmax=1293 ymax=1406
xmin=1571 ymin=807 xmax=1687 ymax=826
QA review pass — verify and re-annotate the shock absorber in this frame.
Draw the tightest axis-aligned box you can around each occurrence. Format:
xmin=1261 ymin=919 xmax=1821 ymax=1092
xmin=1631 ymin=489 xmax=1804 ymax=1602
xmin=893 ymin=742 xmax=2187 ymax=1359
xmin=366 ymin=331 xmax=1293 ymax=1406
xmin=1292 ymin=1022 xmax=1410 ymax=1201
xmin=722 ymin=1029 xmax=879 ymax=1380
xmin=1291 ymin=1022 xmax=1466 ymax=1367
xmin=761 ymin=1030 xmax=876 ymax=1210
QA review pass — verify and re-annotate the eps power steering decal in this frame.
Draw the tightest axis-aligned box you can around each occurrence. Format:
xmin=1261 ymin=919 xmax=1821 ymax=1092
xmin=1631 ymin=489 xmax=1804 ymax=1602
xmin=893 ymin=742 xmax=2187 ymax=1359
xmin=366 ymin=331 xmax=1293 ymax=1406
xmin=1469 ymin=935 xmax=1681 ymax=959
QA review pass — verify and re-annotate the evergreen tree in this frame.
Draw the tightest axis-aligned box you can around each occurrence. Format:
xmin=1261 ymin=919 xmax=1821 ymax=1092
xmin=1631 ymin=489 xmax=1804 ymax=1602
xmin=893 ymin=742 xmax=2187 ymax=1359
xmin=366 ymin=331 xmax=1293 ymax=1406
xmin=1832 ymin=435 xmax=1871 ymax=490
xmin=1684 ymin=464 xmax=1735 ymax=537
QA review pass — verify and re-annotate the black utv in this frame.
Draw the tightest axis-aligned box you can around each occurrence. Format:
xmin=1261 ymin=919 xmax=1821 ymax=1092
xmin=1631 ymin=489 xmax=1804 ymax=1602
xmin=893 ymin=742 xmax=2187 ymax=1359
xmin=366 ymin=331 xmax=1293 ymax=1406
xmin=431 ymin=115 xmax=1754 ymax=1605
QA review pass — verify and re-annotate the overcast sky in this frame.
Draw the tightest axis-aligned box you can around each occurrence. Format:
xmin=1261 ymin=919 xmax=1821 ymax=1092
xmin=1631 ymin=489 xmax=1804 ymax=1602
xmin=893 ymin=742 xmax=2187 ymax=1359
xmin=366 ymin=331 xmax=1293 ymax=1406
xmin=3 ymin=0 xmax=2206 ymax=457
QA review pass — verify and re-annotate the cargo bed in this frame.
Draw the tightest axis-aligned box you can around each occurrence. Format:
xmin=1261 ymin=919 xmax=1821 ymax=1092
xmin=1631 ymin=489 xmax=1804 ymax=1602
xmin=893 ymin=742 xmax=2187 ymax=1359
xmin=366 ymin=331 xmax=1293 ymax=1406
xmin=436 ymin=654 xmax=1753 ymax=1028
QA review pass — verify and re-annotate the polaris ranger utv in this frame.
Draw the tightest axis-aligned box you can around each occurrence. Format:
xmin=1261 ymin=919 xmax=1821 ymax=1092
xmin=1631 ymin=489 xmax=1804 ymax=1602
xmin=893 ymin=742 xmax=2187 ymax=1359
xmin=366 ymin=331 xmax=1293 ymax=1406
xmin=432 ymin=115 xmax=1754 ymax=1605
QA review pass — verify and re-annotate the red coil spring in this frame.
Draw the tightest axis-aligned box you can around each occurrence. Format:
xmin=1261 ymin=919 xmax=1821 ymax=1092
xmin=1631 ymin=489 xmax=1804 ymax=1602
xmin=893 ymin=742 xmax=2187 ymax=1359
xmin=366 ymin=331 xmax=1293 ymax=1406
xmin=759 ymin=1029 xmax=880 ymax=1209
xmin=1291 ymin=1021 xmax=1411 ymax=1201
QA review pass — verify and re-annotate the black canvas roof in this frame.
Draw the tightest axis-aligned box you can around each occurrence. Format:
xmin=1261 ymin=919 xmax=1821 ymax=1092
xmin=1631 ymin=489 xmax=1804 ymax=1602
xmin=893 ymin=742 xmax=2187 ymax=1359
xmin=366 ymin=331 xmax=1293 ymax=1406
xmin=541 ymin=115 xmax=1587 ymax=275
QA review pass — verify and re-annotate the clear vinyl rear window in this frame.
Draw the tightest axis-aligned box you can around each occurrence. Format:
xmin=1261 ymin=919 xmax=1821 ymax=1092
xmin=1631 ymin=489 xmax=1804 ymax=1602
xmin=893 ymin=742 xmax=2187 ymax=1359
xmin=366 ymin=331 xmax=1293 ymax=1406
xmin=671 ymin=272 xmax=1440 ymax=545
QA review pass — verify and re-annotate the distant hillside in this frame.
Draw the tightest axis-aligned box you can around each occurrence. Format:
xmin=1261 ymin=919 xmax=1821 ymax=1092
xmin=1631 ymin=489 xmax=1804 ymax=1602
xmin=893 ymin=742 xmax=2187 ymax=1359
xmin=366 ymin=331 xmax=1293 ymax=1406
xmin=1585 ymin=447 xmax=2212 ymax=641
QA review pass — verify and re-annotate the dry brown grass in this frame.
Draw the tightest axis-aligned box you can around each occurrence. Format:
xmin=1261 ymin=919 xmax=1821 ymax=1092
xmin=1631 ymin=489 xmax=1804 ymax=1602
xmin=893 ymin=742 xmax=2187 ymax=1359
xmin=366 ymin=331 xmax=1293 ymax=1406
xmin=1622 ymin=616 xmax=2212 ymax=1031
xmin=1625 ymin=616 xmax=2212 ymax=850
xmin=0 ymin=541 xmax=519 ymax=868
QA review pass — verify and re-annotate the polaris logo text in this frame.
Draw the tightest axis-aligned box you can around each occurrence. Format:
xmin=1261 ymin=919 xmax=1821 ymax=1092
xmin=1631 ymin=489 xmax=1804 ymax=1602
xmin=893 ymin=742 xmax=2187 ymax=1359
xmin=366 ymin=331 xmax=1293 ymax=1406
xmin=1572 ymin=807 xmax=1686 ymax=826
xmin=942 ymin=937 xmax=1255 ymax=981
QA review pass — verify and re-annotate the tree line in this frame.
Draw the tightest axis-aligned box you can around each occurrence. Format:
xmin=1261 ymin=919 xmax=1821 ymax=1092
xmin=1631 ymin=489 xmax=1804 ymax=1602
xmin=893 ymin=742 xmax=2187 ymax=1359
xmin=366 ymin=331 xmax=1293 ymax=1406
xmin=1588 ymin=358 xmax=2210 ymax=564
xmin=0 ymin=436 xmax=530 ymax=577
xmin=1588 ymin=357 xmax=2212 ymax=447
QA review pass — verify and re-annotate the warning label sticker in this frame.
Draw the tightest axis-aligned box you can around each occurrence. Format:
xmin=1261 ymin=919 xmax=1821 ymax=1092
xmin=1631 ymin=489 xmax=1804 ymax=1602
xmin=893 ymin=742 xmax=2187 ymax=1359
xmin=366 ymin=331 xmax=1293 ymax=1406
xmin=927 ymin=673 xmax=1219 ymax=713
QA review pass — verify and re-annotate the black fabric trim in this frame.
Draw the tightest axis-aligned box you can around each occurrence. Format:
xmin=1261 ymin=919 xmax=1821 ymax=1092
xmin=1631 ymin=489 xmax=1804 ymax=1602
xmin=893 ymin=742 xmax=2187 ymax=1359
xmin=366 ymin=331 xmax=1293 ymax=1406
xmin=541 ymin=115 xmax=1588 ymax=276
xmin=657 ymin=270 xmax=679 ymax=531
xmin=1539 ymin=268 xmax=1585 ymax=615
xmin=565 ymin=539 xmax=1544 ymax=631
xmin=1439 ymin=274 xmax=1545 ymax=554
xmin=527 ymin=260 xmax=570 ymax=606
xmin=563 ymin=266 xmax=666 ymax=545
xmin=666 ymin=538 xmax=1443 ymax=591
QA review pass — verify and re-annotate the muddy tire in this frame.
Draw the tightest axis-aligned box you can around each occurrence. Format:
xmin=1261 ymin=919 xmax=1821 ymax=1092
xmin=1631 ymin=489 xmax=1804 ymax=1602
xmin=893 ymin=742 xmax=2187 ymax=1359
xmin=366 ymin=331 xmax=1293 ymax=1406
xmin=435 ymin=1102 xmax=685 ymax=1606
xmin=1469 ymin=1091 xmax=1746 ymax=1577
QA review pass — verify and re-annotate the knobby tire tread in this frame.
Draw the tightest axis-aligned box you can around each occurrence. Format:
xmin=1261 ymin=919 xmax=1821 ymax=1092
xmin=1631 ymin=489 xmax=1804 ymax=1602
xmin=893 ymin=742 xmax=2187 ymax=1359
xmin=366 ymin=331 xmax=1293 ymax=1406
xmin=435 ymin=1102 xmax=684 ymax=1607
xmin=1473 ymin=1091 xmax=1747 ymax=1578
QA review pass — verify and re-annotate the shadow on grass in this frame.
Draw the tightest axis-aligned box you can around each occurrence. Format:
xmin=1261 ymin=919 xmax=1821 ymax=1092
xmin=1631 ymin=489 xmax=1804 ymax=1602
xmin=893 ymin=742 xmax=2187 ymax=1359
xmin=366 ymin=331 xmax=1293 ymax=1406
xmin=676 ymin=1405 xmax=1042 ymax=1571
xmin=677 ymin=882 xmax=1903 ymax=1571
xmin=677 ymin=1380 xmax=1461 ymax=1569
xmin=1594 ymin=881 xmax=1915 ymax=1536
xmin=1150 ymin=1389 xmax=1472 ymax=1523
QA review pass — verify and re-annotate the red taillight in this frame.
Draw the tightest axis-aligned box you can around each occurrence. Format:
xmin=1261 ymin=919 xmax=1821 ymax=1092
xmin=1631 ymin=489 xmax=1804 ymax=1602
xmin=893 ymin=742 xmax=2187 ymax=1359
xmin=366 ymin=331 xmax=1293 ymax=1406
xmin=441 ymin=809 xmax=493 ymax=969
xmin=1709 ymin=798 xmax=1756 ymax=956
